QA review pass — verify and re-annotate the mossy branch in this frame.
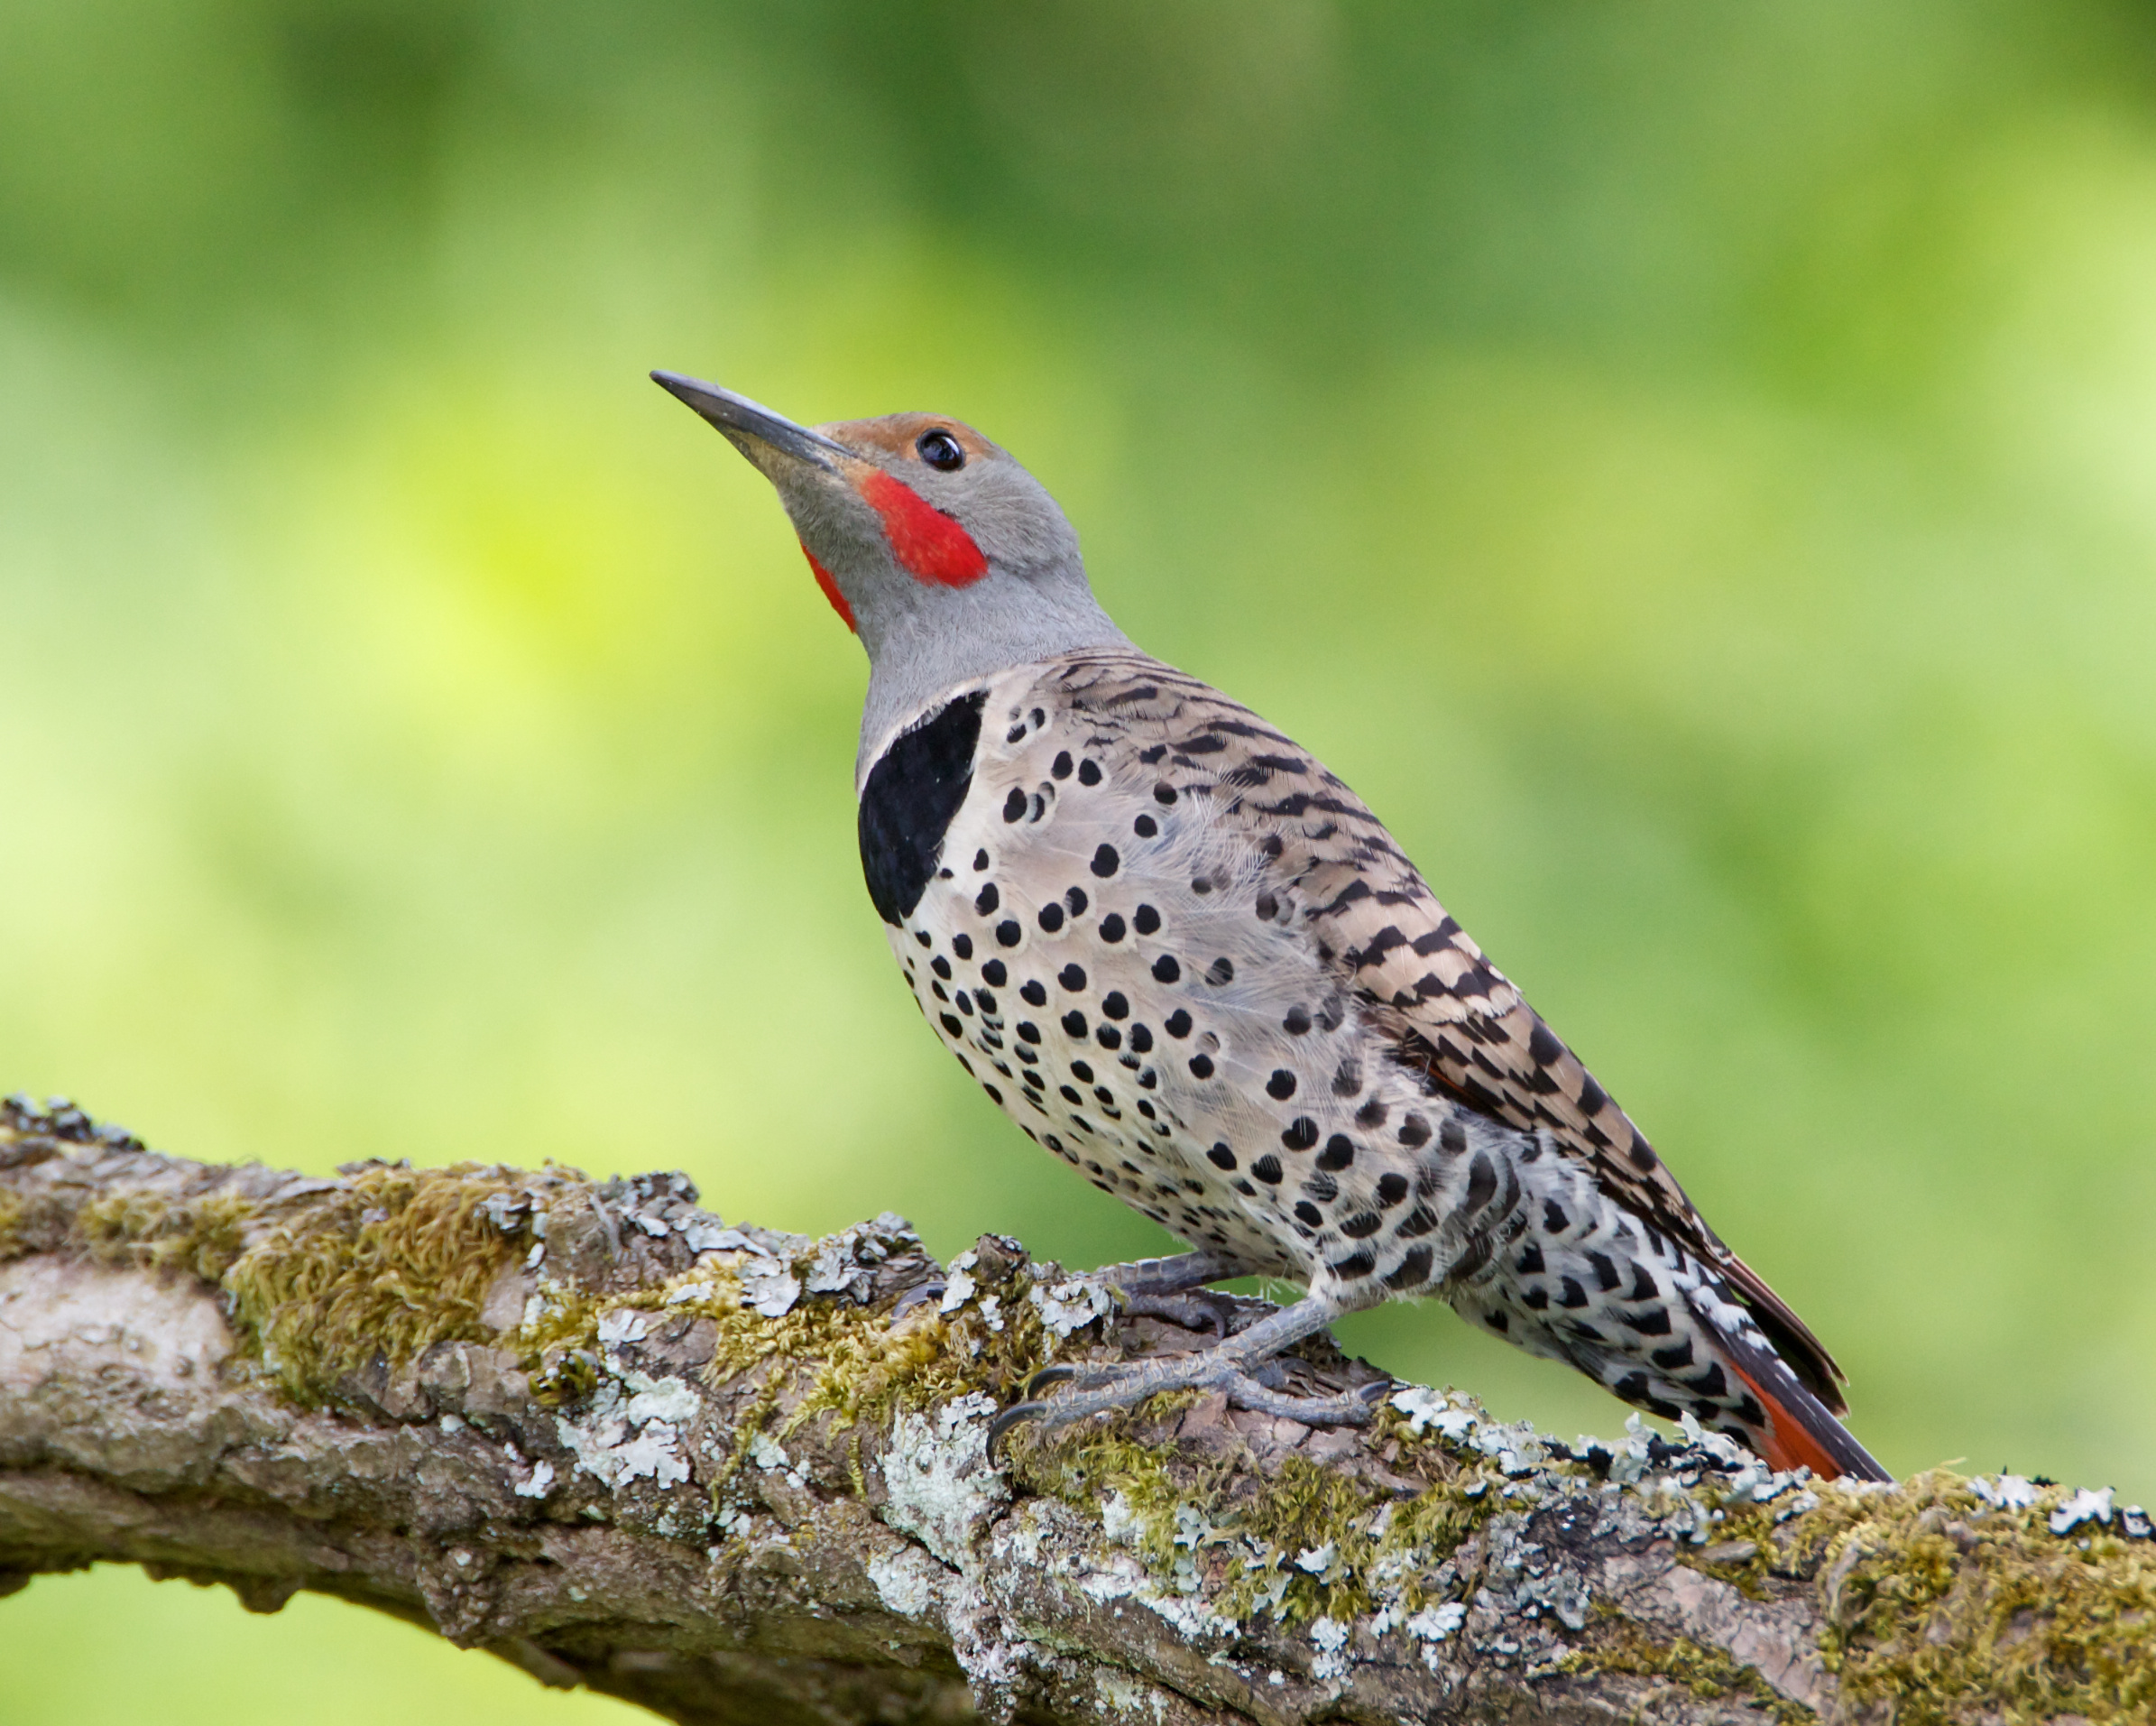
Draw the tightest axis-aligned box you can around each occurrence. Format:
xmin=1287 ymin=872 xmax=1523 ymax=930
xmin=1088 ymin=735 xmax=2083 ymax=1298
xmin=3 ymin=1096 xmax=2151 ymax=1726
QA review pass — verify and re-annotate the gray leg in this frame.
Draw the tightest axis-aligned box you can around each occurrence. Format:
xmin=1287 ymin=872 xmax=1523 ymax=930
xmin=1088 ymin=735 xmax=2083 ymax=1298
xmin=989 ymin=1289 xmax=1390 ymax=1454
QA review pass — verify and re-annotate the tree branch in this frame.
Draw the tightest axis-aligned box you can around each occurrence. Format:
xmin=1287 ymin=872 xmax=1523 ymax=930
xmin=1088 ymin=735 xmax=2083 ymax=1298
xmin=3 ymin=1095 xmax=2150 ymax=1724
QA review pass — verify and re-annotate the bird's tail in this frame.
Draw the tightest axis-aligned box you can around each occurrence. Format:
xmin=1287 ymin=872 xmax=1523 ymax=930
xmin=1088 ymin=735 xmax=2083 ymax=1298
xmin=1706 ymin=1302 xmax=1893 ymax=1482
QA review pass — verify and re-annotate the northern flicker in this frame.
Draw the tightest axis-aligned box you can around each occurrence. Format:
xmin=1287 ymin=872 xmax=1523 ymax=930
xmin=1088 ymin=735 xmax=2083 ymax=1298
xmin=655 ymin=370 xmax=1891 ymax=1482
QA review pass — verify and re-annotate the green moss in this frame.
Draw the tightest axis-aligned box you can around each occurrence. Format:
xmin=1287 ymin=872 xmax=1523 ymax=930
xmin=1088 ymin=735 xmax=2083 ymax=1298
xmin=1562 ymin=1613 xmax=1817 ymax=1724
xmin=73 ymin=1188 xmax=253 ymax=1283
xmin=1797 ymin=1471 xmax=2156 ymax=1724
xmin=221 ymin=1162 xmax=530 ymax=1402
xmin=0 ymin=1187 xmax=24 ymax=1264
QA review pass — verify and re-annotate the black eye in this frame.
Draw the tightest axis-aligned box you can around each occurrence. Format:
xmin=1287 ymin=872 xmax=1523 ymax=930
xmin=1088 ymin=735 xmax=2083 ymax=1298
xmin=917 ymin=429 xmax=965 ymax=472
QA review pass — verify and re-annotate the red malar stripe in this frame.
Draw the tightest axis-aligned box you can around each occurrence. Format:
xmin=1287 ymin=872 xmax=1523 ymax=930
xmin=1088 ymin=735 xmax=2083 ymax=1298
xmin=803 ymin=544 xmax=856 ymax=632
xmin=858 ymin=470 xmax=988 ymax=587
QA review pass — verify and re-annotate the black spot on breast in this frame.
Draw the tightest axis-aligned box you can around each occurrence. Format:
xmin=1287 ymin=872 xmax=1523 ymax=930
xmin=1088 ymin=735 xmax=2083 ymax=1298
xmin=1250 ymin=1155 xmax=1282 ymax=1184
xmin=1282 ymin=1118 xmax=1318 ymax=1150
xmin=1466 ymin=1156 xmax=1500 ymax=1216
xmin=1207 ymin=1144 xmax=1237 ymax=1169
xmin=1051 ymin=752 xmax=1073 ymax=779
xmin=1099 ymin=913 xmax=1127 ymax=942
xmin=1295 ymin=1200 xmax=1323 ymax=1226
xmin=1037 ymin=902 xmax=1064 ymax=932
xmin=1383 ymin=1246 xmax=1433 ymax=1289
xmin=858 ymin=693 xmax=986 ymax=927
xmin=1133 ymin=904 xmax=1161 ymax=936
xmin=1317 ymin=1136 xmax=1354 ymax=1170
xmin=1376 ymin=1173 xmax=1409 ymax=1207
xmin=981 ymin=959 xmax=1008 ymax=987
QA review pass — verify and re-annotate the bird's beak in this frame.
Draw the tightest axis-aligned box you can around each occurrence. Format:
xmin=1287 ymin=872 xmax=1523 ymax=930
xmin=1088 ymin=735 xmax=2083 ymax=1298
xmin=650 ymin=371 xmax=857 ymax=474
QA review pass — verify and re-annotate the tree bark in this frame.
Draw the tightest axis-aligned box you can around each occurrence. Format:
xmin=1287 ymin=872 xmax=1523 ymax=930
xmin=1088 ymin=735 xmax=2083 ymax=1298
xmin=2 ymin=1095 xmax=2150 ymax=1725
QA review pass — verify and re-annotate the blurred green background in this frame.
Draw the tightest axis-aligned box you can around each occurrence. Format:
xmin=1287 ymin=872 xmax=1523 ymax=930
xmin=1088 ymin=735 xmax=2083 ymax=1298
xmin=6 ymin=0 xmax=2156 ymax=1717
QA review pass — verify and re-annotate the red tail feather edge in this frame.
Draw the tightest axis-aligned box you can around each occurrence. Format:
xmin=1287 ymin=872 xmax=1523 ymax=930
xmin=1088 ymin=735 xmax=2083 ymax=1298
xmin=1720 ymin=1338 xmax=1893 ymax=1483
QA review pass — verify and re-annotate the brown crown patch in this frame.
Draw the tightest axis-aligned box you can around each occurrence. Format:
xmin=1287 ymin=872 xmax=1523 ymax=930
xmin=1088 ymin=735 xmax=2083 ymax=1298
xmin=817 ymin=412 xmax=1000 ymax=464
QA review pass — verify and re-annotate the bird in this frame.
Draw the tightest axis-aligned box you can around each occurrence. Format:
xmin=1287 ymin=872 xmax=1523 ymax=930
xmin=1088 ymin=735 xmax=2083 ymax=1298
xmin=653 ymin=369 xmax=1891 ymax=1483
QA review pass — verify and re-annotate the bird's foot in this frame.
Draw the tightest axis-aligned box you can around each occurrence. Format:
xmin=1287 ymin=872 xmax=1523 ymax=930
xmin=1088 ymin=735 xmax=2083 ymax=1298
xmin=1116 ymin=1288 xmax=1244 ymax=1336
xmin=987 ymin=1349 xmax=1389 ymax=1458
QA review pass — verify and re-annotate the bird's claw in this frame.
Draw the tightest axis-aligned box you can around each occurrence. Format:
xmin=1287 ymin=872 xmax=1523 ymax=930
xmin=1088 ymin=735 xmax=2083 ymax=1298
xmin=1023 ymin=1362 xmax=1078 ymax=1398
xmin=986 ymin=1399 xmax=1052 ymax=1461
xmin=888 ymin=1280 xmax=946 ymax=1321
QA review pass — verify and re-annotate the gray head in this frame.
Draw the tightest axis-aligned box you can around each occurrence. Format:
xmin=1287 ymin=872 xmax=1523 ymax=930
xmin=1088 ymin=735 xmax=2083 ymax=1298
xmin=653 ymin=372 xmax=1129 ymax=774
